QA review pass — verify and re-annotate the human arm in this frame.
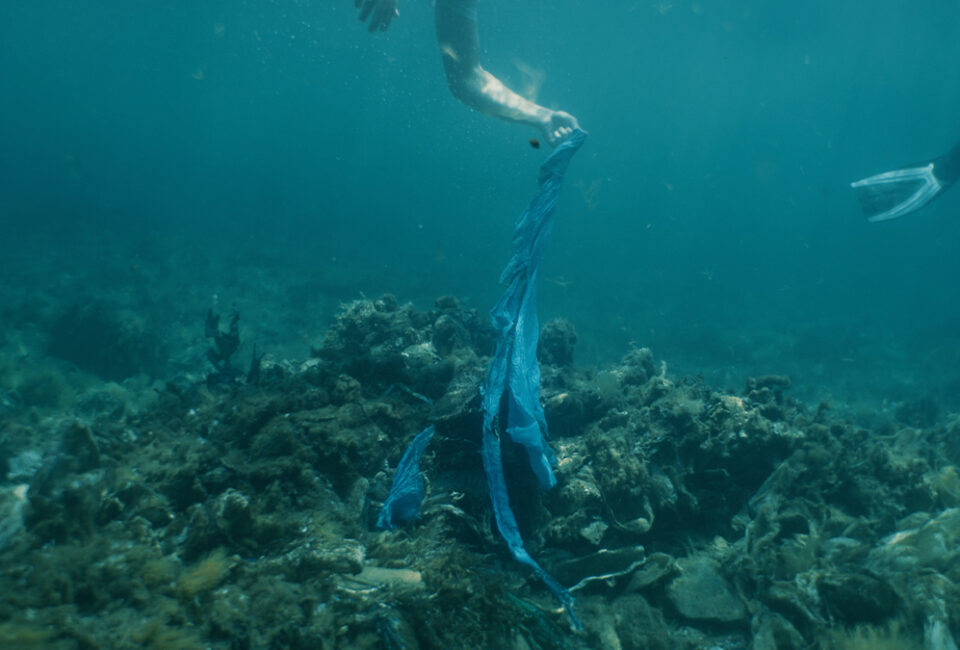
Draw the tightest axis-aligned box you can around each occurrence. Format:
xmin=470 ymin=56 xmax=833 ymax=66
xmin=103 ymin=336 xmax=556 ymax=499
xmin=450 ymin=68 xmax=580 ymax=145
xmin=434 ymin=0 xmax=582 ymax=146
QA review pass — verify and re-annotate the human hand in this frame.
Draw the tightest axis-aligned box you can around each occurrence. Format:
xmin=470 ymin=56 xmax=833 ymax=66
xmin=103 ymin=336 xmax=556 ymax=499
xmin=356 ymin=0 xmax=398 ymax=33
xmin=541 ymin=110 xmax=582 ymax=147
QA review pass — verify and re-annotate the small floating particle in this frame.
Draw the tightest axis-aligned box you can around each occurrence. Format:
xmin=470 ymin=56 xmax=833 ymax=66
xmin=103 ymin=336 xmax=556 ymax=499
xmin=529 ymin=138 xmax=540 ymax=149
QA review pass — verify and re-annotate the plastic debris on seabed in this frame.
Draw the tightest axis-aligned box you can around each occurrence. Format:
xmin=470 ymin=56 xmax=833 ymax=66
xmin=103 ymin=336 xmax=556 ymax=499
xmin=480 ymin=129 xmax=587 ymax=629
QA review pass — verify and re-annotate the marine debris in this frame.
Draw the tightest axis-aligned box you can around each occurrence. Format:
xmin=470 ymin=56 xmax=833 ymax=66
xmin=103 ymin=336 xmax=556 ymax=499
xmin=477 ymin=128 xmax=586 ymax=626
xmin=378 ymin=129 xmax=587 ymax=626
xmin=377 ymin=425 xmax=436 ymax=530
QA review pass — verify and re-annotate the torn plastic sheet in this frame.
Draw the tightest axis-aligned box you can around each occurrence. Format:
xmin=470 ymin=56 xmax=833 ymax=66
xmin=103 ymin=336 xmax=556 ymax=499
xmin=376 ymin=425 xmax=436 ymax=530
xmin=374 ymin=129 xmax=586 ymax=627
xmin=481 ymin=128 xmax=587 ymax=628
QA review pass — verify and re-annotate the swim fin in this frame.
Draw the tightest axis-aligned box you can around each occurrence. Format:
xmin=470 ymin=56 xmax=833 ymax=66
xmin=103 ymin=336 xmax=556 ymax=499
xmin=851 ymin=164 xmax=942 ymax=222
xmin=851 ymin=142 xmax=960 ymax=222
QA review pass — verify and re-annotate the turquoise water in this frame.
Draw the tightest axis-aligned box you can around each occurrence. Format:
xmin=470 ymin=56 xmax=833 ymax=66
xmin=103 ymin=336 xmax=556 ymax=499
xmin=3 ymin=1 xmax=960 ymax=408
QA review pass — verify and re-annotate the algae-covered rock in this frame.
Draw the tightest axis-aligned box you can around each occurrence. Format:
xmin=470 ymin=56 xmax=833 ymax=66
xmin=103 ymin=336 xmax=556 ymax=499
xmin=5 ymin=291 xmax=960 ymax=648
xmin=551 ymin=545 xmax=647 ymax=591
xmin=750 ymin=611 xmax=805 ymax=650
xmin=261 ymin=539 xmax=366 ymax=578
xmin=619 ymin=347 xmax=657 ymax=387
xmin=667 ymin=555 xmax=748 ymax=623
xmin=539 ymin=318 xmax=577 ymax=367
xmin=0 ymin=484 xmax=29 ymax=551
xmin=214 ymin=488 xmax=254 ymax=539
xmin=817 ymin=572 xmax=898 ymax=624
xmin=625 ymin=552 xmax=677 ymax=592
xmin=612 ymin=593 xmax=671 ymax=650
xmin=314 ymin=295 xmax=483 ymax=401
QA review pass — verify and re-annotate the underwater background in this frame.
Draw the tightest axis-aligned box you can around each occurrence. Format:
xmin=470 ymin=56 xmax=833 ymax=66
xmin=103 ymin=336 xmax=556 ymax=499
xmin=3 ymin=1 xmax=960 ymax=648
xmin=3 ymin=0 xmax=960 ymax=409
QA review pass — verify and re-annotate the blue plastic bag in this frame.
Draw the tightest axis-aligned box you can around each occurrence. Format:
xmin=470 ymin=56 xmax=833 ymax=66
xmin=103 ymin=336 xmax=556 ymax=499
xmin=376 ymin=129 xmax=587 ymax=627
xmin=376 ymin=425 xmax=436 ymax=530
xmin=481 ymin=129 xmax=586 ymax=627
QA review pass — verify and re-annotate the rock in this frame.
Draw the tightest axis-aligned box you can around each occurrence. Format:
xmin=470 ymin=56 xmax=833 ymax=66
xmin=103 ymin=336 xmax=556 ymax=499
xmin=619 ymin=347 xmax=657 ymax=387
xmin=5 ymin=449 xmax=43 ymax=483
xmin=215 ymin=488 xmax=254 ymax=538
xmin=0 ymin=484 xmax=29 ymax=551
xmin=667 ymin=556 xmax=747 ymax=623
xmin=552 ymin=545 xmax=647 ymax=591
xmin=62 ymin=422 xmax=101 ymax=473
xmin=579 ymin=519 xmax=609 ymax=546
xmin=428 ymin=365 xmax=483 ymax=428
xmin=625 ymin=553 xmax=677 ymax=592
xmin=332 ymin=374 xmax=362 ymax=405
xmin=264 ymin=539 xmax=366 ymax=579
xmin=538 ymin=319 xmax=577 ymax=367
xmin=554 ymin=467 xmax=603 ymax=515
xmin=351 ymin=566 xmax=423 ymax=590
xmin=612 ymin=594 xmax=670 ymax=650
xmin=817 ymin=572 xmax=898 ymax=624
xmin=543 ymin=389 xmax=589 ymax=438
xmin=432 ymin=313 xmax=471 ymax=356
xmin=870 ymin=508 xmax=960 ymax=574
xmin=750 ymin=612 xmax=805 ymax=650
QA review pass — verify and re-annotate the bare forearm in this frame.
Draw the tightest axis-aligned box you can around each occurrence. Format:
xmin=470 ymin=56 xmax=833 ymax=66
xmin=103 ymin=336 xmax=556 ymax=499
xmin=436 ymin=0 xmax=547 ymax=127
xmin=434 ymin=0 xmax=580 ymax=145
xmin=450 ymin=66 xmax=550 ymax=127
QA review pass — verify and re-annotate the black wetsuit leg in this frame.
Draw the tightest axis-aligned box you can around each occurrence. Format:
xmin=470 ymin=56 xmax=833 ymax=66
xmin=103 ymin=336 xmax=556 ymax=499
xmin=933 ymin=141 xmax=960 ymax=187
